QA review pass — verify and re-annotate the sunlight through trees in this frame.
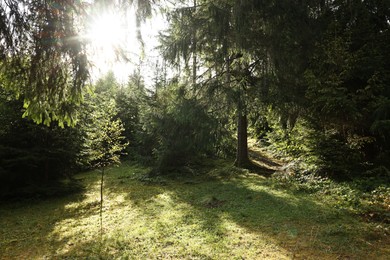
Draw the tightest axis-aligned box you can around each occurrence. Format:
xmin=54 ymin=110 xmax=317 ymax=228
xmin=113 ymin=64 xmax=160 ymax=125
xmin=0 ymin=1 xmax=389 ymax=258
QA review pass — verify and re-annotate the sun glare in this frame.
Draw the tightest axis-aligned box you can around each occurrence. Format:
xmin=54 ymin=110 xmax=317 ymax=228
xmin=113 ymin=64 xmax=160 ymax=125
xmin=86 ymin=10 xmax=139 ymax=82
xmin=85 ymin=8 xmax=167 ymax=85
xmin=87 ymin=12 xmax=126 ymax=49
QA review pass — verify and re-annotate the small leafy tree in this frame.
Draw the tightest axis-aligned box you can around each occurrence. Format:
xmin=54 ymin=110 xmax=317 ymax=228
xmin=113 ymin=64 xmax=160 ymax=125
xmin=80 ymin=94 xmax=128 ymax=237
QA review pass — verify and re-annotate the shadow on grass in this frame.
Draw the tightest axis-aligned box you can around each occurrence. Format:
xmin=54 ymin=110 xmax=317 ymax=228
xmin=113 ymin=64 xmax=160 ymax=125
xmin=114 ymin=170 xmax=386 ymax=259
xmin=242 ymin=160 xmax=276 ymax=177
xmin=45 ymin=164 xmax=390 ymax=258
xmin=248 ymin=144 xmax=283 ymax=170
xmin=3 ymin=164 xmax=386 ymax=259
xmin=0 ymin=174 xmax=104 ymax=259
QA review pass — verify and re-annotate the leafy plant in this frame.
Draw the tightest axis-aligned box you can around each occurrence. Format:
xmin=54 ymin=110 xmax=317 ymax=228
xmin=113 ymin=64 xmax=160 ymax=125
xmin=79 ymin=91 xmax=128 ymax=238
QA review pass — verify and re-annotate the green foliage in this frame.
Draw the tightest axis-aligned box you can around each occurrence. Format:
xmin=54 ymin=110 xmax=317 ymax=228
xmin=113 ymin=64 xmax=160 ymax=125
xmin=232 ymin=0 xmax=390 ymax=178
xmin=0 ymin=72 xmax=129 ymax=198
xmin=0 ymin=89 xmax=84 ymax=197
xmin=259 ymin=0 xmax=390 ymax=175
xmin=370 ymin=98 xmax=390 ymax=155
xmin=1 ymin=0 xmax=389 ymax=205
xmin=78 ymin=77 xmax=128 ymax=170
xmin=264 ymin=115 xmax=364 ymax=178
xmin=81 ymin=102 xmax=127 ymax=170
xmin=151 ymin=85 xmax=222 ymax=172
xmin=115 ymin=71 xmax=154 ymax=161
xmin=0 ymin=0 xmax=156 ymax=125
xmin=0 ymin=1 xmax=88 ymax=125
xmin=94 ymin=71 xmax=119 ymax=97
xmin=309 ymin=130 xmax=363 ymax=178
xmin=301 ymin=0 xmax=390 ymax=174
xmin=272 ymin=166 xmax=389 ymax=223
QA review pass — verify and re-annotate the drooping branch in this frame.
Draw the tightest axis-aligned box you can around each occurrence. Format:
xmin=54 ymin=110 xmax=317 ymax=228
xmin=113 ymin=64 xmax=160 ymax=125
xmin=0 ymin=0 xmax=89 ymax=126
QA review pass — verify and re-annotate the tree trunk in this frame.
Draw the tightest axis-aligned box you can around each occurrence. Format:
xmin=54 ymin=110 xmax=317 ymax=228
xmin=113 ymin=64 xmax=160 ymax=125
xmin=100 ymin=167 xmax=104 ymax=238
xmin=192 ymin=0 xmax=197 ymax=86
xmin=235 ymin=101 xmax=250 ymax=167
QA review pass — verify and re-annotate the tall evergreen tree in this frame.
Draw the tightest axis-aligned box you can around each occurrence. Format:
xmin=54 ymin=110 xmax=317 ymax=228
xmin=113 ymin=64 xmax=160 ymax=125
xmin=0 ymin=0 xmax=89 ymax=125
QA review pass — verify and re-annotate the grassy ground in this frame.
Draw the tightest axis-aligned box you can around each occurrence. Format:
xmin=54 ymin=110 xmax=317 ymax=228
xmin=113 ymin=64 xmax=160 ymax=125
xmin=0 ymin=161 xmax=389 ymax=259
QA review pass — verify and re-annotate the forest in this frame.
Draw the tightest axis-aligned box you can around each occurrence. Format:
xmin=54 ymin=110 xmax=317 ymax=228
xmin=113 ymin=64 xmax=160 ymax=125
xmin=0 ymin=0 xmax=389 ymax=259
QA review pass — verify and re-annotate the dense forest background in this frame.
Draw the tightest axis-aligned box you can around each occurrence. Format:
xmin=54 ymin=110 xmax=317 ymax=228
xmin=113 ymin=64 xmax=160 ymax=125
xmin=1 ymin=0 xmax=389 ymax=191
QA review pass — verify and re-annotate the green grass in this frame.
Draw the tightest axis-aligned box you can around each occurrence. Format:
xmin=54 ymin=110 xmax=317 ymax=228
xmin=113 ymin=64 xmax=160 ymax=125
xmin=0 ymin=161 xmax=389 ymax=259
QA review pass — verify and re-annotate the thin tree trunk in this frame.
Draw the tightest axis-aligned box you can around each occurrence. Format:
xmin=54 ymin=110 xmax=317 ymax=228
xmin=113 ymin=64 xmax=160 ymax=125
xmin=100 ymin=167 xmax=104 ymax=239
xmin=192 ymin=0 xmax=197 ymax=86
xmin=192 ymin=45 xmax=197 ymax=85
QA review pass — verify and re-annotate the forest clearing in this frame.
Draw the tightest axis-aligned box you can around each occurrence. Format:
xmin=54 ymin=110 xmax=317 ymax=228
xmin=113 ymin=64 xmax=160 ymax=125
xmin=1 ymin=154 xmax=389 ymax=259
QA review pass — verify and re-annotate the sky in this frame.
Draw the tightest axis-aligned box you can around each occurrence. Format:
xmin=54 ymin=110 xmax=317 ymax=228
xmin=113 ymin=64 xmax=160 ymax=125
xmin=86 ymin=6 xmax=168 ymax=86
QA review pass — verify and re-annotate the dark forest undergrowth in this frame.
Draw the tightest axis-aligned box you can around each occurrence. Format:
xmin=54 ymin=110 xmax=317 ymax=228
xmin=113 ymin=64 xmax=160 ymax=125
xmin=1 ymin=158 xmax=389 ymax=259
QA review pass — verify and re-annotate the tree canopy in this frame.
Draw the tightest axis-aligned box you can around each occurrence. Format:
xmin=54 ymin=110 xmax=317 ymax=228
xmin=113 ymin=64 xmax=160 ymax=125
xmin=1 ymin=0 xmax=389 ymax=186
xmin=0 ymin=0 xmax=155 ymax=125
xmin=0 ymin=0 xmax=89 ymax=125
